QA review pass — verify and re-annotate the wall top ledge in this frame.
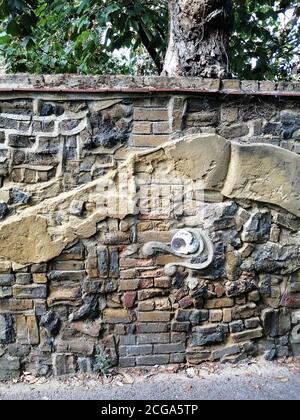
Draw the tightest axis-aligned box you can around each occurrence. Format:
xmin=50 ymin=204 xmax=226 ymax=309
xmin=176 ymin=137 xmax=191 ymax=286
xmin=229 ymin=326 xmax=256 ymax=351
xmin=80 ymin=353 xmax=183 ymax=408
xmin=0 ymin=74 xmax=299 ymax=97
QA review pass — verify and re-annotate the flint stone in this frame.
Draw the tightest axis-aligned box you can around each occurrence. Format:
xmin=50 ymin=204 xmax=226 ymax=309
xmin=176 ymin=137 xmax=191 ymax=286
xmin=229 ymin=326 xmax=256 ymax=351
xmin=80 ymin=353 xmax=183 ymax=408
xmin=225 ymin=275 xmax=257 ymax=298
xmin=0 ymin=314 xmax=14 ymax=343
xmin=47 ymin=270 xmax=86 ymax=282
xmin=40 ymin=310 xmax=61 ymax=337
xmin=0 ymin=274 xmax=14 ymax=286
xmin=192 ymin=324 xmax=227 ymax=346
xmin=9 ymin=188 xmax=30 ymax=205
xmin=241 ymin=212 xmax=271 ymax=243
xmin=0 ymin=202 xmax=8 ymax=219
xmin=232 ymin=327 xmax=263 ymax=343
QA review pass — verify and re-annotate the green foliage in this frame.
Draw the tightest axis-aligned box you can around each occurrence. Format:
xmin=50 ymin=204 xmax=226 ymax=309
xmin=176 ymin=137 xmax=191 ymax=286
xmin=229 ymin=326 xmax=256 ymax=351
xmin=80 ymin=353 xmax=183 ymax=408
xmin=0 ymin=0 xmax=299 ymax=80
xmin=94 ymin=353 xmax=112 ymax=376
xmin=230 ymin=0 xmax=300 ymax=80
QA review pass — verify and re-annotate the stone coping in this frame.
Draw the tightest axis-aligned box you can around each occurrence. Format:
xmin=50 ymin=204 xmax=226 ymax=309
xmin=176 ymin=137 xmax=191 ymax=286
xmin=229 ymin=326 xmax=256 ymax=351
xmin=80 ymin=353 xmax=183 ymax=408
xmin=0 ymin=75 xmax=299 ymax=96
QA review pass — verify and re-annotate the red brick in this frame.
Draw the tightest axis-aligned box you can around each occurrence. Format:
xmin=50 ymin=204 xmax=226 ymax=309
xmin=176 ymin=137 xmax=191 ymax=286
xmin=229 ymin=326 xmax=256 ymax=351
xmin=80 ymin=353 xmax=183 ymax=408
xmin=131 ymin=135 xmax=169 ymax=147
xmin=133 ymin=108 xmax=168 ymax=121
xmin=123 ymin=292 xmax=137 ymax=309
xmin=139 ymin=268 xmax=165 ymax=278
xmin=179 ymin=296 xmax=193 ymax=309
xmin=214 ymin=283 xmax=225 ymax=298
xmin=120 ymin=258 xmax=154 ymax=269
xmin=154 ymin=277 xmax=171 ymax=288
xmin=139 ymin=278 xmax=154 ymax=289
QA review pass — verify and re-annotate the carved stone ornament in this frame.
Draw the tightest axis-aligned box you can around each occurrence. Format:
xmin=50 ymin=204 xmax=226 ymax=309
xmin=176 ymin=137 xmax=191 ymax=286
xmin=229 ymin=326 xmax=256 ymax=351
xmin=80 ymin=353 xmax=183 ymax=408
xmin=142 ymin=228 xmax=214 ymax=276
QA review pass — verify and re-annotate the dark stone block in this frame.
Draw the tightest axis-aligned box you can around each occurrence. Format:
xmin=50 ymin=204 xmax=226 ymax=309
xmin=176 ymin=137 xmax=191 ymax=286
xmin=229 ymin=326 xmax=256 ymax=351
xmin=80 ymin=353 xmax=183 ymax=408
xmin=9 ymin=188 xmax=30 ymax=205
xmin=0 ymin=202 xmax=8 ymax=219
xmin=0 ymin=314 xmax=15 ymax=344
xmin=8 ymin=134 xmax=35 ymax=148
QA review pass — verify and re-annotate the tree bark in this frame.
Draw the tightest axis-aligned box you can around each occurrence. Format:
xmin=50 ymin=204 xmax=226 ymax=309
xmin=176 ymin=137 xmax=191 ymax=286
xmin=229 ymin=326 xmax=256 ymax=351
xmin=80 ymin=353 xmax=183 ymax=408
xmin=163 ymin=0 xmax=233 ymax=78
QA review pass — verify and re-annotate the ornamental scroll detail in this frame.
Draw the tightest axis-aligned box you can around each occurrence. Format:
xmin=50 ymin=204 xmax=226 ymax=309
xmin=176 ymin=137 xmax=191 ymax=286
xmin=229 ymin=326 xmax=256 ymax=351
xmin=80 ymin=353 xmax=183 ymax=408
xmin=142 ymin=229 xmax=214 ymax=276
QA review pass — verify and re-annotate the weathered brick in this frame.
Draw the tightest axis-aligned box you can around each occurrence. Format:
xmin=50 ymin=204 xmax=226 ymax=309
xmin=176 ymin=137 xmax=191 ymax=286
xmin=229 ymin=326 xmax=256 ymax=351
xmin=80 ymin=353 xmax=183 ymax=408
xmin=32 ymin=273 xmax=47 ymax=284
xmin=49 ymin=260 xmax=84 ymax=271
xmin=170 ymin=353 xmax=186 ymax=363
xmin=120 ymin=269 xmax=136 ymax=279
xmin=136 ymin=354 xmax=169 ymax=366
xmin=15 ymin=273 xmax=31 ymax=285
xmin=222 ymin=79 xmax=241 ymax=90
xmin=229 ymin=320 xmax=244 ymax=333
xmin=119 ymin=335 xmax=136 ymax=346
xmin=137 ymin=323 xmax=169 ymax=334
xmin=8 ymin=134 xmax=35 ymax=148
xmin=47 ymin=285 xmax=81 ymax=305
xmin=26 ymin=314 xmax=40 ymax=345
xmin=9 ymin=299 xmax=33 ymax=311
xmin=205 ymin=298 xmax=234 ymax=309
xmin=109 ymin=247 xmax=119 ymax=278
xmin=103 ymin=308 xmax=133 ymax=324
xmin=31 ymin=263 xmax=47 ymax=272
xmin=139 ymin=278 xmax=154 ymax=289
xmin=138 ymin=311 xmax=171 ymax=322
xmin=171 ymin=332 xmax=187 ymax=343
xmin=138 ymin=301 xmax=155 ymax=311
xmin=223 ymin=308 xmax=232 ymax=323
xmin=232 ymin=303 xmax=259 ymax=320
xmin=137 ymin=333 xmax=170 ymax=344
xmin=153 ymin=343 xmax=185 ymax=354
xmin=245 ymin=317 xmax=260 ymax=329
xmin=0 ymin=274 xmax=14 ymax=286
xmin=120 ymin=258 xmax=153 ymax=269
xmin=56 ymin=337 xmax=94 ymax=355
xmin=154 ymin=277 xmax=171 ymax=288
xmin=119 ymin=357 xmax=135 ymax=367
xmin=131 ymin=135 xmax=169 ymax=147
xmin=120 ymin=279 xmax=139 ymax=291
xmin=133 ymin=108 xmax=169 ymax=121
xmin=152 ymin=122 xmax=170 ymax=134
xmin=211 ymin=344 xmax=240 ymax=361
xmin=132 ymin=122 xmax=152 ymax=134
xmin=209 ymin=309 xmax=223 ymax=323
xmin=123 ymin=292 xmax=137 ymax=308
xmin=179 ymin=296 xmax=193 ymax=309
xmin=138 ymin=289 xmax=166 ymax=301
xmin=139 ymin=268 xmax=165 ymax=278
xmin=47 ymin=270 xmax=86 ymax=282
xmin=171 ymin=321 xmax=190 ymax=332
xmin=13 ymin=284 xmax=47 ymax=299
xmin=232 ymin=327 xmax=263 ymax=343
xmin=52 ymin=354 xmax=76 ymax=376
xmin=121 ymin=344 xmax=152 ymax=356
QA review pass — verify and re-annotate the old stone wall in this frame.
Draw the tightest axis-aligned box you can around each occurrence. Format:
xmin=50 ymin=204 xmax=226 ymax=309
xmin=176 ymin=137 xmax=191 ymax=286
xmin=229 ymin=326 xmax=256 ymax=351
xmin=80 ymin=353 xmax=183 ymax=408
xmin=0 ymin=76 xmax=299 ymax=380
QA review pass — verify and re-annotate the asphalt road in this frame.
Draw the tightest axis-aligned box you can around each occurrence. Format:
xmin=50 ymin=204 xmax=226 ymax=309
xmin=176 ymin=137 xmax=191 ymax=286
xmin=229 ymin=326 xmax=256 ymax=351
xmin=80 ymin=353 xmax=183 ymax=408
xmin=0 ymin=358 xmax=299 ymax=400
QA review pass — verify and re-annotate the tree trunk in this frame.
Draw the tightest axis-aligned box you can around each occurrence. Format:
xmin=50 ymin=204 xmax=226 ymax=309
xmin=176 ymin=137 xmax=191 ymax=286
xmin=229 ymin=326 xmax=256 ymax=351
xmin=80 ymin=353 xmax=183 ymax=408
xmin=163 ymin=0 xmax=233 ymax=78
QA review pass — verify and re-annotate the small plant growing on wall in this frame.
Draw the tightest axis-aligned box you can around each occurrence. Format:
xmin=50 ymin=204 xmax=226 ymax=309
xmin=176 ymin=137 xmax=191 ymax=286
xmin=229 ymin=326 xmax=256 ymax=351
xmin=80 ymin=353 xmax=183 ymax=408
xmin=94 ymin=353 xmax=112 ymax=377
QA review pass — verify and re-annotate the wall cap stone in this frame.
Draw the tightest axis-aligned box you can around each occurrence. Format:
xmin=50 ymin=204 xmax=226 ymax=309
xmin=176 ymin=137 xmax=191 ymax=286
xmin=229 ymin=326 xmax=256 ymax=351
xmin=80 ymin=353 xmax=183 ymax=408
xmin=0 ymin=75 xmax=299 ymax=97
